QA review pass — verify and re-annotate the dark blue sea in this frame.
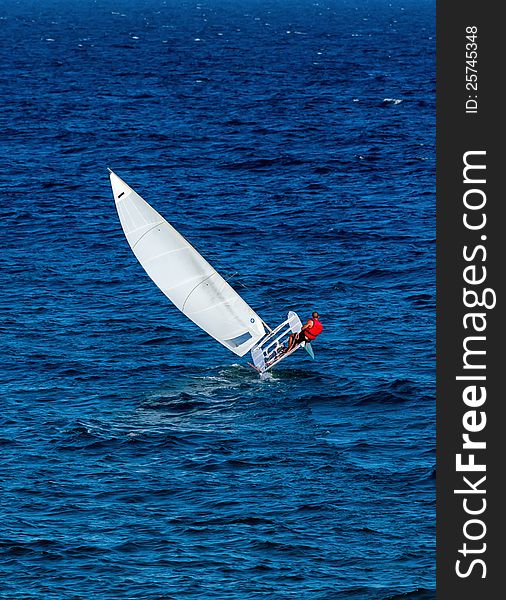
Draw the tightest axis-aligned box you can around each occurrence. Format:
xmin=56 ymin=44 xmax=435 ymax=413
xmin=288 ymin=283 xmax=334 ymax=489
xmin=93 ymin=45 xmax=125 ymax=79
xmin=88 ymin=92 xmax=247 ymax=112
xmin=1 ymin=0 xmax=435 ymax=598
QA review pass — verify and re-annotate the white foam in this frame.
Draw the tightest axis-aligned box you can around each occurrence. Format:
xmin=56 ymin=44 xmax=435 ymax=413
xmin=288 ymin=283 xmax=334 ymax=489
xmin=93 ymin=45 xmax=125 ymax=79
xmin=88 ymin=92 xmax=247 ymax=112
xmin=259 ymin=371 xmax=275 ymax=381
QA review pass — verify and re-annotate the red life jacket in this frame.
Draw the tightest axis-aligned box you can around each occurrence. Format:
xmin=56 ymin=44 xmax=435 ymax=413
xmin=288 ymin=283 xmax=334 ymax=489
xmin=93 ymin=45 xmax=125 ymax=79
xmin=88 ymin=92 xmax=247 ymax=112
xmin=304 ymin=318 xmax=323 ymax=340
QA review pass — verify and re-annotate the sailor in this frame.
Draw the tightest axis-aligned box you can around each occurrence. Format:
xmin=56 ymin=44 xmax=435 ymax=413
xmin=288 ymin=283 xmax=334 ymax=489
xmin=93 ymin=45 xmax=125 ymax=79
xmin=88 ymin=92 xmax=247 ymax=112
xmin=284 ymin=311 xmax=323 ymax=353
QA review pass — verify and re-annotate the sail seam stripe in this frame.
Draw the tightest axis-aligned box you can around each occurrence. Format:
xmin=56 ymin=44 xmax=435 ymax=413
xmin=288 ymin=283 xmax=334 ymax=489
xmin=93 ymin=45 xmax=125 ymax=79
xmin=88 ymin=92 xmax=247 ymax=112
xmin=132 ymin=221 xmax=165 ymax=249
xmin=145 ymin=246 xmax=188 ymax=263
xmin=181 ymin=272 xmax=217 ymax=312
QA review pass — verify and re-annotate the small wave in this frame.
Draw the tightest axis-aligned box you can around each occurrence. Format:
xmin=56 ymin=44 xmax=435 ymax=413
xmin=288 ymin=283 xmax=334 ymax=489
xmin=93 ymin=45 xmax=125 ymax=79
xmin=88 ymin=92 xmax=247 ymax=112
xmin=332 ymin=281 xmax=347 ymax=292
xmin=0 ymin=437 xmax=19 ymax=447
xmin=354 ymin=266 xmax=418 ymax=280
xmin=406 ymin=293 xmax=434 ymax=307
xmin=384 ymin=589 xmax=435 ymax=600
xmin=139 ymin=336 xmax=171 ymax=345
xmin=219 ymin=155 xmax=305 ymax=171
xmin=140 ymin=391 xmax=210 ymax=413
xmin=355 ymin=379 xmax=418 ymax=405
xmin=312 ymin=165 xmax=334 ymax=174
xmin=296 ymin=502 xmax=329 ymax=512
xmin=382 ymin=97 xmax=404 ymax=105
xmin=54 ymin=419 xmax=195 ymax=452
xmin=358 ymin=526 xmax=382 ymax=534
xmin=0 ymin=538 xmax=60 ymax=558
xmin=224 ymin=118 xmax=253 ymax=127
xmin=250 ymin=539 xmax=320 ymax=555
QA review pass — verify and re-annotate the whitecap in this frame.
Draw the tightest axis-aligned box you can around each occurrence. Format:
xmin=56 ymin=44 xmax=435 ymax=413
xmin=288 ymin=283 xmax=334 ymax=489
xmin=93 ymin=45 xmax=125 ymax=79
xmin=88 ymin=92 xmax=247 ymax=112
xmin=382 ymin=98 xmax=403 ymax=105
xmin=260 ymin=371 xmax=274 ymax=381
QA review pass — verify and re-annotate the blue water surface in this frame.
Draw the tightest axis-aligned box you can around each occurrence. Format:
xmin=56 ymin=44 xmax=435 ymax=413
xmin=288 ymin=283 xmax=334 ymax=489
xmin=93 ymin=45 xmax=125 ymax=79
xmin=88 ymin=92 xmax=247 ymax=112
xmin=1 ymin=0 xmax=435 ymax=598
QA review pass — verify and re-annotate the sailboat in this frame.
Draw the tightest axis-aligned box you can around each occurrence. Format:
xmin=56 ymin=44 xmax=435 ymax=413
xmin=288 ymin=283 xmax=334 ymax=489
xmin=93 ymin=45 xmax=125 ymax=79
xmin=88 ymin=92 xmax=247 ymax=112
xmin=109 ymin=170 xmax=314 ymax=373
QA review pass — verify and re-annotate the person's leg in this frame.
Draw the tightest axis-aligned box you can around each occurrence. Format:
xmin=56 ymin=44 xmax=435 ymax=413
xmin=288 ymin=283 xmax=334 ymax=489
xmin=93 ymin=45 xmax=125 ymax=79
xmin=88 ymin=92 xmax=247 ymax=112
xmin=286 ymin=333 xmax=295 ymax=352
xmin=286 ymin=332 xmax=303 ymax=353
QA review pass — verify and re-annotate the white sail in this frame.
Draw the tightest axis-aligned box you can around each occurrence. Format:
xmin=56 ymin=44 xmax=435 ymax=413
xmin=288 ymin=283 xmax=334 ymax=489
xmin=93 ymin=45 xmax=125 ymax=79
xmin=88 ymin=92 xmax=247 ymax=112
xmin=109 ymin=170 xmax=266 ymax=356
